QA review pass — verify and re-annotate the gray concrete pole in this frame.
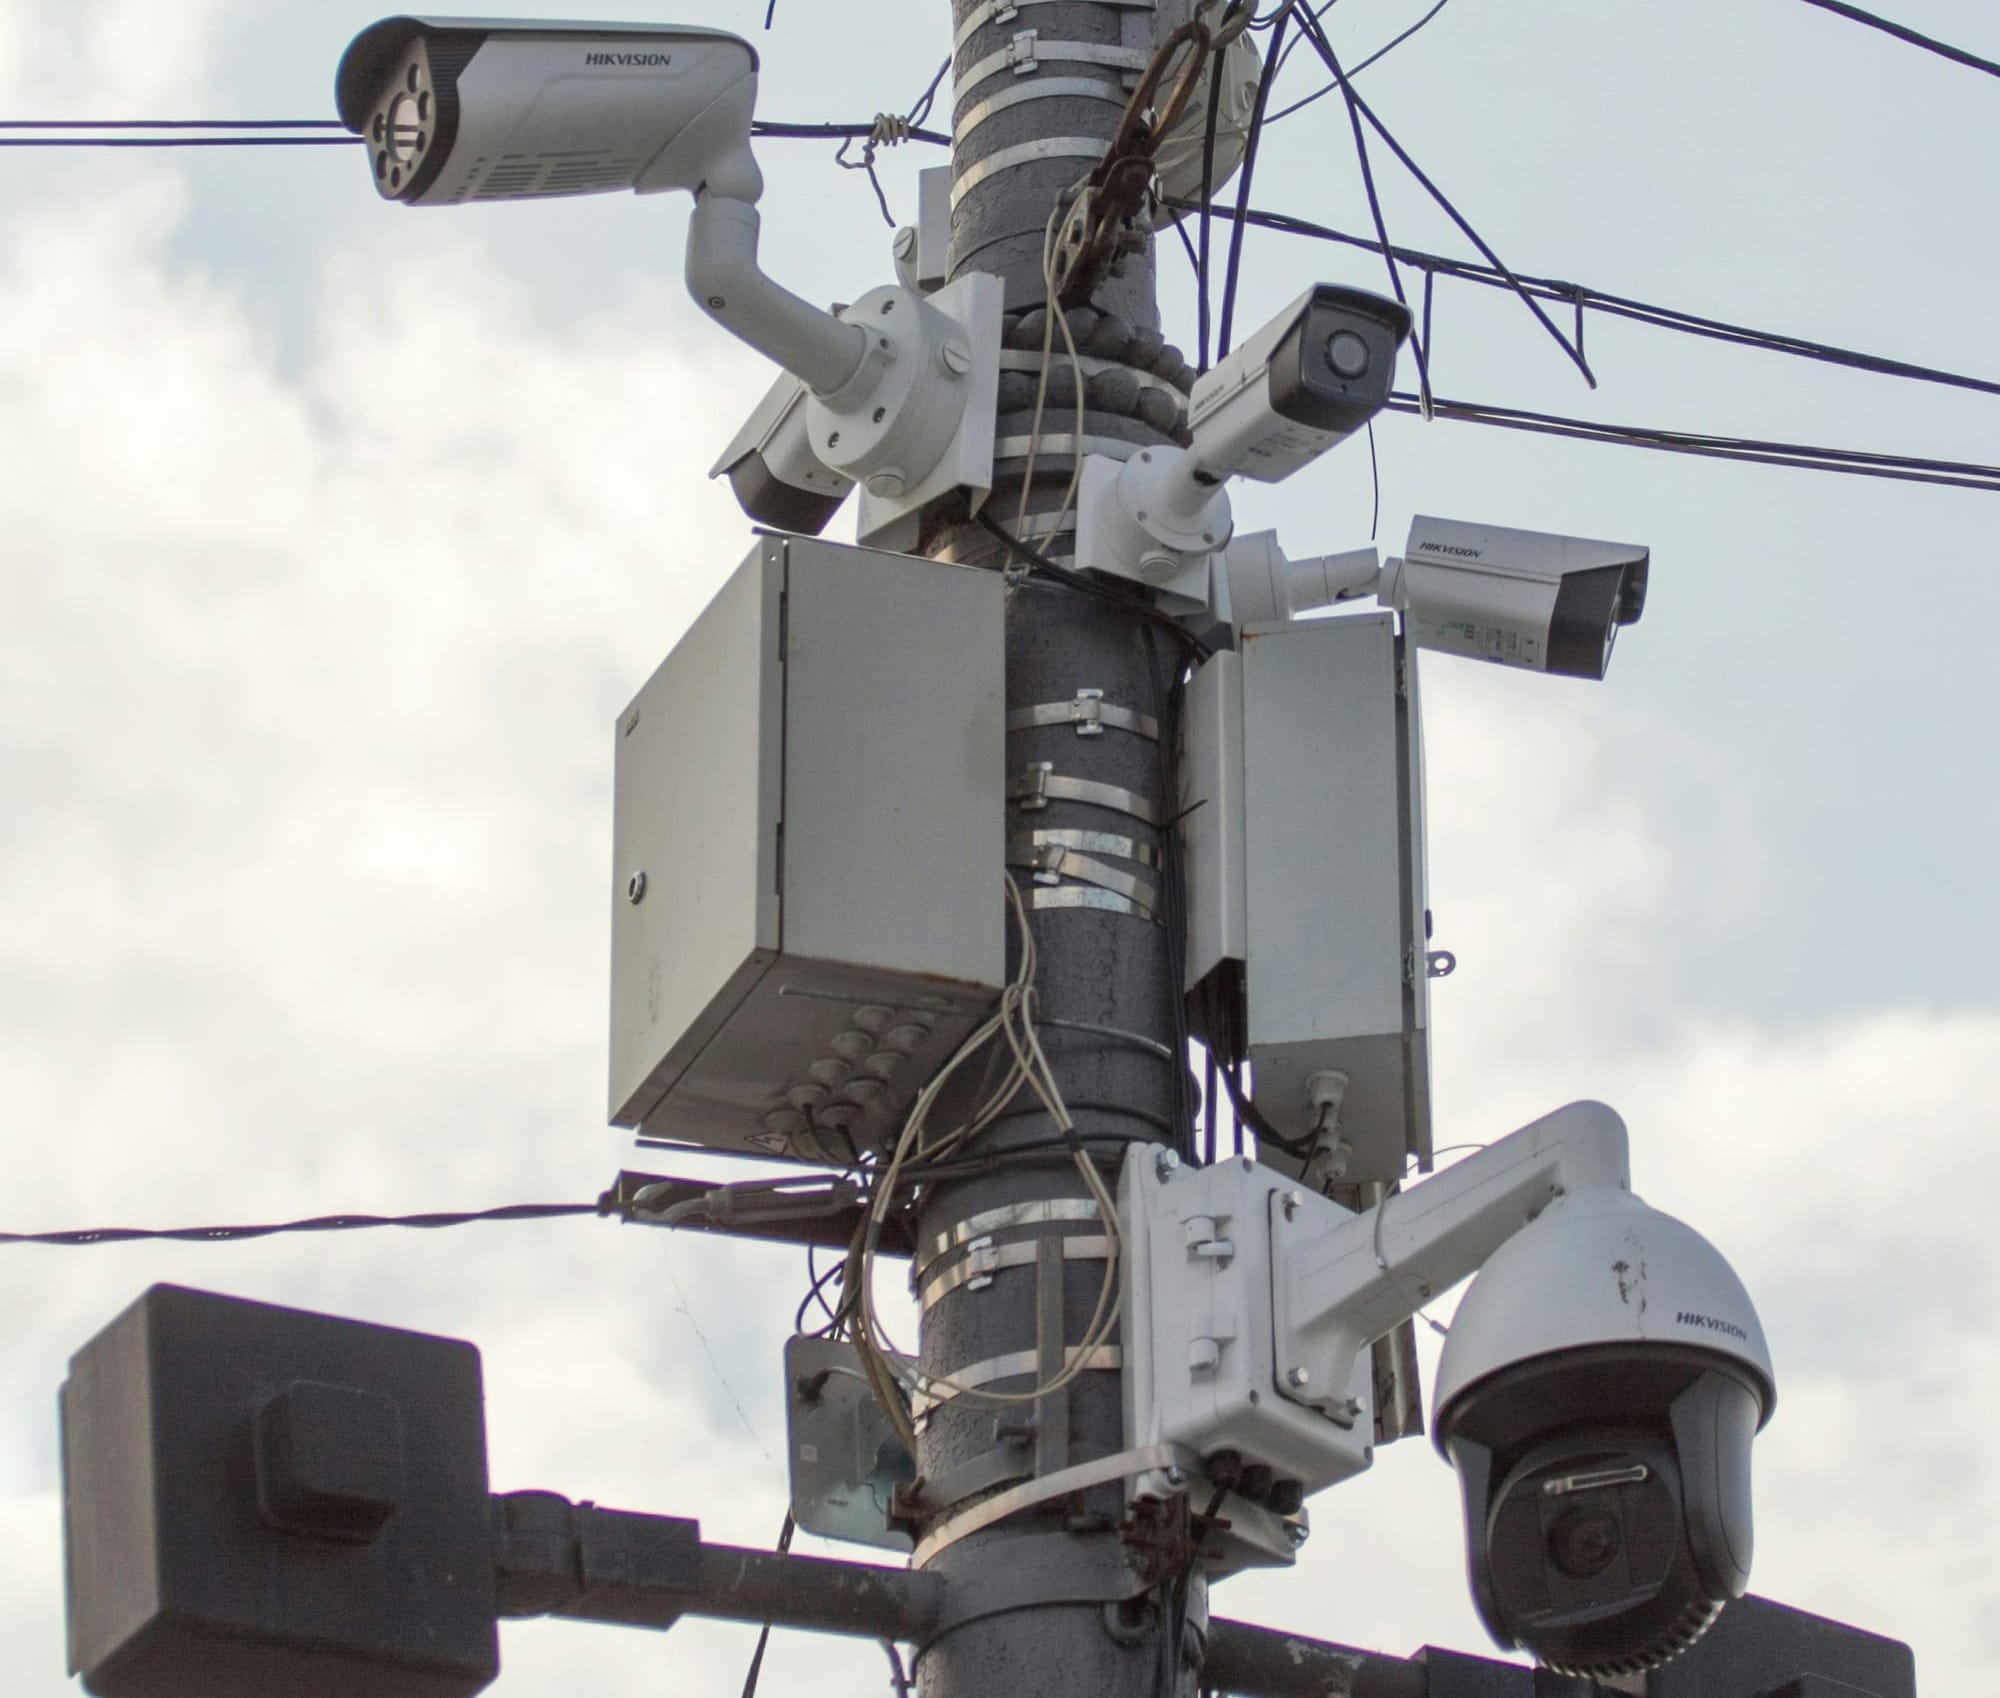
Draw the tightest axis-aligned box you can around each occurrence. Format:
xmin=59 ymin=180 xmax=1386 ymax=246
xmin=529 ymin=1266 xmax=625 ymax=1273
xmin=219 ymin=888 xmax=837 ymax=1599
xmin=912 ymin=4 xmax=1208 ymax=1694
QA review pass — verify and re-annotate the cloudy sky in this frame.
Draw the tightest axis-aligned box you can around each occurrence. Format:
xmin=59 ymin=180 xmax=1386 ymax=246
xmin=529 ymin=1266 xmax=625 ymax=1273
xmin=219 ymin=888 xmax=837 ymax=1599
xmin=1 ymin=1 xmax=1994 ymax=1693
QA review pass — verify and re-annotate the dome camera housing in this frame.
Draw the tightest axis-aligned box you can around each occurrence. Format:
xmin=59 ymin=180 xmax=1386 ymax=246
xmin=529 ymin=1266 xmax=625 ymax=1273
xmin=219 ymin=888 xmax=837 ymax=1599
xmin=1433 ymin=1187 xmax=1774 ymax=1679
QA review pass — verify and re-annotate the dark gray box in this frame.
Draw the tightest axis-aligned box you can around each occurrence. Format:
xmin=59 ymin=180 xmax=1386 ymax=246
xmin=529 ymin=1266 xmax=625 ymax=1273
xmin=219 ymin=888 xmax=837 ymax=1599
xmin=1648 ymin=1595 xmax=1916 ymax=1698
xmin=61 ymin=1284 xmax=497 ymax=1698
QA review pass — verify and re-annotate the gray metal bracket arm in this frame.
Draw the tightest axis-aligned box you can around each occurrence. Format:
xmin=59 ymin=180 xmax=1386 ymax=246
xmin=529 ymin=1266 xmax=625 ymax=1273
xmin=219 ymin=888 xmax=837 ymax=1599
xmin=492 ymin=1491 xmax=946 ymax=1643
xmin=487 ymin=1489 xmax=1445 ymax=1697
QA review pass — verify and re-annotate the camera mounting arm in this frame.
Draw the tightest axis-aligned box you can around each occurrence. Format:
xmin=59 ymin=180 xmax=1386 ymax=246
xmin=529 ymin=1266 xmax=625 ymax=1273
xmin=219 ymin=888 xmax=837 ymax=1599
xmin=685 ymin=192 xmax=868 ymax=398
xmin=1269 ymin=1100 xmax=1631 ymax=1421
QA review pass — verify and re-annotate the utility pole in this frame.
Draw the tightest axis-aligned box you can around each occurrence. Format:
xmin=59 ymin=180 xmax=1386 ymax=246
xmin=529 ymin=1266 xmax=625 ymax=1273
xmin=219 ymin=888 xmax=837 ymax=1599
xmin=913 ymin=3 xmax=1196 ymax=1693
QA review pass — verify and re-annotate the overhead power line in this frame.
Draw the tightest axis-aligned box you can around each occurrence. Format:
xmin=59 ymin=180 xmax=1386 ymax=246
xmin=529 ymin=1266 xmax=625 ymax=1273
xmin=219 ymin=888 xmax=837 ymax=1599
xmin=1789 ymin=0 xmax=2000 ymax=80
xmin=0 ymin=118 xmax=346 ymax=129
xmin=0 ymin=1201 xmax=600 ymax=1246
xmin=0 ymin=118 xmax=949 ymax=148
xmin=1266 ymin=0 xmax=1457 ymax=123
xmin=1290 ymin=3 xmax=1594 ymax=388
xmin=1171 ymin=198 xmax=2000 ymax=403
xmin=1388 ymin=391 xmax=2000 ymax=492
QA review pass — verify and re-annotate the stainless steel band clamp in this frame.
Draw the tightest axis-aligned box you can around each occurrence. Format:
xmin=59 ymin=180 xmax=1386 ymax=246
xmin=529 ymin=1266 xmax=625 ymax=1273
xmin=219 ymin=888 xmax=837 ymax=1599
xmin=1008 ymin=761 xmax=1160 ymax=826
xmin=910 ymin=1442 xmax=1203 ymax=1569
xmin=1007 ymin=690 xmax=1161 ymax=741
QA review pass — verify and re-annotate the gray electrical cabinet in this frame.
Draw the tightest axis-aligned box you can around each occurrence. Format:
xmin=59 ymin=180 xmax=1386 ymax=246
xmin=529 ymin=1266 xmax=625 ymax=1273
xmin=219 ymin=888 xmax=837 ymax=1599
xmin=1183 ymin=612 xmax=1432 ymax=1183
xmin=609 ymin=534 xmax=1005 ymax=1166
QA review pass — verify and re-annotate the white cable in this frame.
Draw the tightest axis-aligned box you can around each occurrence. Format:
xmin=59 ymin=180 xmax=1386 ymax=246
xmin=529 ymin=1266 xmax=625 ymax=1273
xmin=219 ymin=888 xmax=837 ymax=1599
xmin=851 ymin=876 xmax=1126 ymax=1415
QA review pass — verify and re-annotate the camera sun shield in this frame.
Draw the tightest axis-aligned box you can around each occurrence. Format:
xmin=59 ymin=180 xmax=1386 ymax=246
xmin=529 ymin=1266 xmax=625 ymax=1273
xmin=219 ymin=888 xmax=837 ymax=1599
xmin=1186 ymin=283 xmax=1412 ymax=483
xmin=1266 ymin=287 xmax=1411 ymax=447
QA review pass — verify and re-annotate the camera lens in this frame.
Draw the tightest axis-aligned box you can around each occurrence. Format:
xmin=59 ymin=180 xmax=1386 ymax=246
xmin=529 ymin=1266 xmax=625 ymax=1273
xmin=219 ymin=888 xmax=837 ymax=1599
xmin=1325 ymin=329 xmax=1371 ymax=378
xmin=1548 ymin=1504 xmax=1622 ymax=1578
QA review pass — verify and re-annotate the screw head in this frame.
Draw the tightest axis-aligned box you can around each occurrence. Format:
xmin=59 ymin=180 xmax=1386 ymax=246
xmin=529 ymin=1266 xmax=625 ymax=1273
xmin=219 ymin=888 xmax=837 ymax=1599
xmin=706 ymin=294 xmax=725 ymax=310
xmin=626 ymin=870 xmax=648 ymax=905
xmin=1153 ymin=1147 xmax=1181 ymax=1181
xmin=1162 ymin=1465 xmax=1188 ymax=1490
xmin=1286 ymin=1366 xmax=1311 ymax=1388
xmin=1282 ymin=1189 xmax=1303 ymax=1220
xmin=1285 ymin=1522 xmax=1310 ymax=1547
xmin=941 ymin=341 xmax=972 ymax=375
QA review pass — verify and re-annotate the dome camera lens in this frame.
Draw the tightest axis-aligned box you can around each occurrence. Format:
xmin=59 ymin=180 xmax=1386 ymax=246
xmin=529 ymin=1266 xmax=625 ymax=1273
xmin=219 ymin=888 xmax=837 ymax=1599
xmin=1549 ymin=1504 xmax=1622 ymax=1578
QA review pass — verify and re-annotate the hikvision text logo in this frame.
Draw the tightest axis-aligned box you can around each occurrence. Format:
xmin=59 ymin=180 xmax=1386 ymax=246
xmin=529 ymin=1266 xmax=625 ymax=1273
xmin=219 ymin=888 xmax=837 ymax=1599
xmin=1676 ymin=1310 xmax=1750 ymax=1342
xmin=585 ymin=51 xmax=673 ymax=66
xmin=1417 ymin=540 xmax=1482 ymax=559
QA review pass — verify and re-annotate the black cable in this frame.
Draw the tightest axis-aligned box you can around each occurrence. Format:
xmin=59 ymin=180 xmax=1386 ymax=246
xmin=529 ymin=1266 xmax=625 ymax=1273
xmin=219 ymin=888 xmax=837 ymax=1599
xmin=1215 ymin=3 xmax=1293 ymax=359
xmin=0 ymin=119 xmax=948 ymax=146
xmin=1201 ymin=1044 xmax=1219 ymax=1167
xmin=0 ymin=118 xmax=346 ymax=128
xmin=796 ymin=1243 xmax=845 ymax=1336
xmin=1195 ymin=14 xmax=1227 ymax=372
xmin=753 ymin=120 xmax=949 ymax=145
xmin=0 ymin=1202 xmax=600 ymax=1247
xmin=1168 ymin=198 xmax=2000 ymax=404
xmin=739 ymin=1511 xmax=797 ymax=1698
xmin=1171 ymin=209 xmax=1204 ymax=291
xmin=1263 ymin=0 xmax=1342 ymax=85
xmin=882 ymin=1640 xmax=914 ymax=1698
xmin=906 ymin=58 xmax=952 ymax=132
xmin=1365 ymin=417 xmax=1381 ymax=539
xmin=1145 ymin=623 xmax=1197 ymax=1163
xmin=973 ymin=512 xmax=1211 ymax=662
xmin=1265 ymin=0 xmax=1456 ymax=122
xmin=1290 ymin=5 xmax=1595 ymax=388
xmin=0 ymin=135 xmax=361 ymax=148
xmin=1384 ymin=390 xmax=2000 ymax=491
xmin=1160 ymin=1482 xmax=1231 ymax=1695
xmin=973 ymin=1099 xmax=1181 ymax=1139
xmin=1314 ymin=22 xmax=1434 ymax=410
xmin=1789 ymin=0 xmax=2000 ymax=79
xmin=901 ymin=1131 xmax=1154 ymax=1185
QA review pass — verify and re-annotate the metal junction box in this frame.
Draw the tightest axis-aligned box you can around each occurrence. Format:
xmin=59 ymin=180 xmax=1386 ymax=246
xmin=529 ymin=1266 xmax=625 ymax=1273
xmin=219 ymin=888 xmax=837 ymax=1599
xmin=60 ymin=1285 xmax=495 ymax=1698
xmin=1120 ymin=1147 xmax=1370 ymax=1571
xmin=1183 ymin=612 xmax=1431 ymax=1182
xmin=610 ymin=534 xmax=1005 ymax=1165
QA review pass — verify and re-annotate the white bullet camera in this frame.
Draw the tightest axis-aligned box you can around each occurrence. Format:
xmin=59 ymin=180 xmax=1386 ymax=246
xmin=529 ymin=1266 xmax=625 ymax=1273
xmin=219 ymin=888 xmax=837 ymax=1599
xmin=337 ymin=17 xmax=1004 ymax=530
xmin=1219 ymin=517 xmax=1651 ymax=679
xmin=334 ymin=16 xmax=763 ymax=205
xmin=1188 ymin=282 xmax=1412 ymax=484
xmin=1076 ymin=283 xmax=1409 ymax=587
xmin=1382 ymin=515 xmax=1650 ymax=680
xmin=1434 ymin=1185 xmax=1774 ymax=1678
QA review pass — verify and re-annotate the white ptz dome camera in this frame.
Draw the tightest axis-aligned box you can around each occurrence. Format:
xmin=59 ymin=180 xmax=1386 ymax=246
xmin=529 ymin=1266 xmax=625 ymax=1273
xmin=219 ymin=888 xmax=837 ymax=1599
xmin=1434 ymin=1186 xmax=1775 ymax=1679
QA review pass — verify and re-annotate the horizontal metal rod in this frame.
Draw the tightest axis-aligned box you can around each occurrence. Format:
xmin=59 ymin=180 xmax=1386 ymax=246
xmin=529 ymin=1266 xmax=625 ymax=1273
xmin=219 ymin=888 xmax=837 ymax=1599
xmin=687 ymin=1542 xmax=943 ymax=1641
xmin=1205 ymin=1618 xmax=1431 ymax=1698
xmin=493 ymin=1493 xmax=1457 ymax=1696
